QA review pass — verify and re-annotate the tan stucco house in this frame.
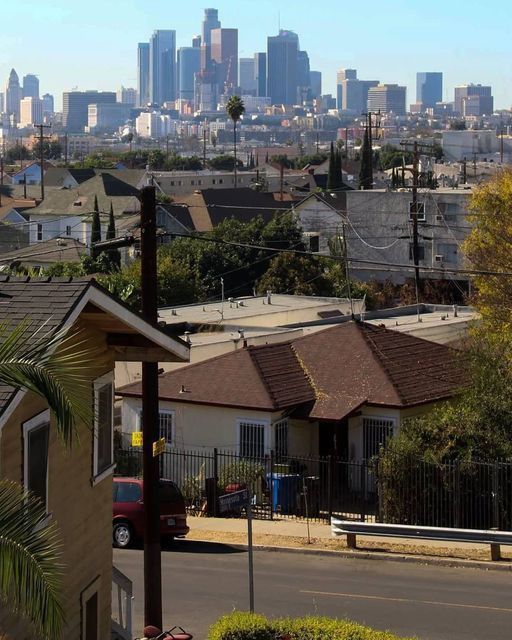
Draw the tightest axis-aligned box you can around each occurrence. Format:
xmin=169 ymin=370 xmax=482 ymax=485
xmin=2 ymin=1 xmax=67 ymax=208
xmin=117 ymin=322 xmax=464 ymax=461
xmin=0 ymin=277 xmax=189 ymax=640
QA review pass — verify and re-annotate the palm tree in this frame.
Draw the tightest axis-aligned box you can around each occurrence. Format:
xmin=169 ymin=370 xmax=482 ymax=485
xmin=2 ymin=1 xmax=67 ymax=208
xmin=225 ymin=95 xmax=245 ymax=188
xmin=0 ymin=320 xmax=97 ymax=638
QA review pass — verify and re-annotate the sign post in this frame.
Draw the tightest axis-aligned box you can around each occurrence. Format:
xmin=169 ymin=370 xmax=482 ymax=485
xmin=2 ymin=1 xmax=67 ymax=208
xmin=218 ymin=489 xmax=254 ymax=612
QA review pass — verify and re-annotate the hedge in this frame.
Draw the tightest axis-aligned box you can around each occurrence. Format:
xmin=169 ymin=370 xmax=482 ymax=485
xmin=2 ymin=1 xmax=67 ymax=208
xmin=208 ymin=612 xmax=415 ymax=640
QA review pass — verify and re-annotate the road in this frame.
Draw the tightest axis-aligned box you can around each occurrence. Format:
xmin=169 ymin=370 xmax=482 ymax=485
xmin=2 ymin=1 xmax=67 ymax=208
xmin=115 ymin=541 xmax=512 ymax=640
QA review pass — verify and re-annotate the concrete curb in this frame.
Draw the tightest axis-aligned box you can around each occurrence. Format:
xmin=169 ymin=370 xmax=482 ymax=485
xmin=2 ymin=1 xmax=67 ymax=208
xmin=189 ymin=538 xmax=512 ymax=572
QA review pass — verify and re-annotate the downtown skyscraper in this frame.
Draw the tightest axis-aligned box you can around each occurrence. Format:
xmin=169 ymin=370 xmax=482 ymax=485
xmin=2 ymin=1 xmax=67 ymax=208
xmin=149 ymin=30 xmax=177 ymax=105
xmin=267 ymin=30 xmax=299 ymax=105
xmin=416 ymin=72 xmax=443 ymax=109
xmin=5 ymin=68 xmax=22 ymax=120
xmin=137 ymin=42 xmax=150 ymax=107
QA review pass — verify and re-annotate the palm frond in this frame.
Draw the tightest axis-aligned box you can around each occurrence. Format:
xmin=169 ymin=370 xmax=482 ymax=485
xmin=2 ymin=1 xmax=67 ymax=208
xmin=0 ymin=320 xmax=105 ymax=444
xmin=0 ymin=481 xmax=63 ymax=640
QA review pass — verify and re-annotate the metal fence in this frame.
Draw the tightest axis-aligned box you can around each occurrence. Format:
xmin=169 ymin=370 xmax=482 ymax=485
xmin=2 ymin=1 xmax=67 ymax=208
xmin=114 ymin=447 xmax=512 ymax=530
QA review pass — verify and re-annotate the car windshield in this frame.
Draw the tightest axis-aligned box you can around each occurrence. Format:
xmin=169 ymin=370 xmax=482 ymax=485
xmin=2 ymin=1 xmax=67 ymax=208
xmin=159 ymin=482 xmax=182 ymax=503
xmin=116 ymin=482 xmax=142 ymax=503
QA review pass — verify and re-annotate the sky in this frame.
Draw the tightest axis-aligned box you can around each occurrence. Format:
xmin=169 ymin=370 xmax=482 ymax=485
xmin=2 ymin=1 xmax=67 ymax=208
xmin=1 ymin=0 xmax=510 ymax=111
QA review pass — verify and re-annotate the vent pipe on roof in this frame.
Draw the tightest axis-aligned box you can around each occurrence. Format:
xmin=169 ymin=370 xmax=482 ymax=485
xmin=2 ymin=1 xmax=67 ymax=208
xmin=267 ymin=290 xmax=272 ymax=305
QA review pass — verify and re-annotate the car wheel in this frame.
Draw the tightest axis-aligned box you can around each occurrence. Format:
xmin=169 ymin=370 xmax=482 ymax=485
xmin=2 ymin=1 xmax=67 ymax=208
xmin=113 ymin=521 xmax=133 ymax=548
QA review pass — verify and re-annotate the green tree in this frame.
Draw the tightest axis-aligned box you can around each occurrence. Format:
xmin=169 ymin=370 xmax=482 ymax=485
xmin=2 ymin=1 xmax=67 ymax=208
xmin=225 ymin=95 xmax=246 ymax=187
xmin=208 ymin=155 xmax=242 ymax=171
xmin=105 ymin=202 xmax=121 ymax=270
xmin=358 ymin=127 xmax=372 ymax=190
xmin=4 ymin=143 xmax=30 ymax=164
xmin=148 ymin=149 xmax=166 ymax=170
xmin=90 ymin=199 xmax=101 ymax=254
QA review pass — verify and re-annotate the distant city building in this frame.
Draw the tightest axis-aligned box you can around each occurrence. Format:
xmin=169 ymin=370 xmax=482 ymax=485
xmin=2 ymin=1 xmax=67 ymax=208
xmin=239 ymin=58 xmax=256 ymax=95
xmin=117 ymin=86 xmax=137 ymax=106
xmin=454 ymin=84 xmax=493 ymax=116
xmin=192 ymin=35 xmax=201 ymax=49
xmin=5 ymin=69 xmax=22 ymax=121
xmin=0 ymin=92 xmax=4 ymax=113
xmin=211 ymin=28 xmax=238 ymax=94
xmin=177 ymin=47 xmax=201 ymax=101
xmin=267 ymin=30 xmax=299 ymax=105
xmin=137 ymin=42 xmax=150 ymax=107
xmin=62 ymin=90 xmax=116 ymax=132
xmin=416 ymin=72 xmax=442 ymax=110
xmin=42 ymin=93 xmax=54 ymax=116
xmin=19 ymin=97 xmax=43 ymax=127
xmin=254 ymin=52 xmax=267 ymax=97
xmin=367 ymin=84 xmax=406 ymax=115
xmin=336 ymin=69 xmax=378 ymax=113
xmin=22 ymin=74 xmax=39 ymax=99
xmin=87 ymin=103 xmax=132 ymax=133
xmin=149 ymin=30 xmax=177 ymax=105
xmin=297 ymin=50 xmax=311 ymax=102
xmin=135 ymin=111 xmax=177 ymax=138
xmin=309 ymin=71 xmax=322 ymax=99
xmin=201 ymin=8 xmax=221 ymax=72
xmin=336 ymin=68 xmax=357 ymax=109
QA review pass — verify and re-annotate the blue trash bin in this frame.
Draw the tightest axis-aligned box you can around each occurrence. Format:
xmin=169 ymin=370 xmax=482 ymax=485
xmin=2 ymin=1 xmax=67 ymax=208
xmin=267 ymin=473 xmax=301 ymax=514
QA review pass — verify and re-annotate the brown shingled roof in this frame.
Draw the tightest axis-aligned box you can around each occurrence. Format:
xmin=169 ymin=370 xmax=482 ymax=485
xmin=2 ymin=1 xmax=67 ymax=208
xmin=117 ymin=322 xmax=464 ymax=419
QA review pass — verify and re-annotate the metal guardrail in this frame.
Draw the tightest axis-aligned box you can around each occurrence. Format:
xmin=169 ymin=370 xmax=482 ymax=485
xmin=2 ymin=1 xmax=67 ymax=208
xmin=112 ymin=565 xmax=133 ymax=640
xmin=331 ymin=519 xmax=512 ymax=560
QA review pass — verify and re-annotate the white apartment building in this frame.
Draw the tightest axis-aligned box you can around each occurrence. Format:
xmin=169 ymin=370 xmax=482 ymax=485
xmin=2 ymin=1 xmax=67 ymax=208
xmin=135 ymin=111 xmax=179 ymax=139
xmin=19 ymin=97 xmax=43 ymax=127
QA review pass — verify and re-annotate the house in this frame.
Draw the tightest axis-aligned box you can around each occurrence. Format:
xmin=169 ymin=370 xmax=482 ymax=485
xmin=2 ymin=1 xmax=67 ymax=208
xmin=0 ymin=277 xmax=189 ymax=639
xmin=0 ymin=236 xmax=87 ymax=271
xmin=117 ymin=321 xmax=463 ymax=461
xmin=10 ymin=161 xmax=54 ymax=186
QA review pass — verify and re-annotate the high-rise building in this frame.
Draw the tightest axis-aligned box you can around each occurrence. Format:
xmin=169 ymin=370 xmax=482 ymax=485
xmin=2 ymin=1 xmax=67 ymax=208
xmin=254 ymin=52 xmax=267 ymax=97
xmin=0 ymin=93 xmax=4 ymax=113
xmin=42 ymin=93 xmax=54 ymax=117
xmin=297 ymin=50 xmax=311 ymax=102
xmin=117 ymin=86 xmax=137 ymax=106
xmin=201 ymin=8 xmax=221 ymax=72
xmin=177 ymin=47 xmax=201 ymax=101
xmin=416 ymin=72 xmax=442 ymax=109
xmin=239 ymin=58 xmax=256 ymax=95
xmin=211 ymin=28 xmax=238 ymax=94
xmin=87 ymin=103 xmax=132 ymax=133
xmin=137 ymin=43 xmax=150 ymax=107
xmin=5 ymin=69 xmax=22 ymax=120
xmin=149 ymin=30 xmax=176 ymax=105
xmin=454 ymin=84 xmax=493 ymax=116
xmin=192 ymin=35 xmax=201 ymax=48
xmin=62 ymin=90 xmax=116 ymax=132
xmin=309 ymin=71 xmax=322 ymax=99
xmin=22 ymin=74 xmax=39 ymax=99
xmin=336 ymin=69 xmax=357 ymax=109
xmin=367 ymin=84 xmax=407 ymax=115
xmin=267 ymin=30 xmax=299 ymax=106
xmin=19 ymin=97 xmax=43 ymax=127
xmin=336 ymin=70 xmax=378 ymax=113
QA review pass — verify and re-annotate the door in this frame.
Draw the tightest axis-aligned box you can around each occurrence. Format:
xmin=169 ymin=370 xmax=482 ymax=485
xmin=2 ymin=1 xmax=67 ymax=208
xmin=318 ymin=420 xmax=348 ymax=459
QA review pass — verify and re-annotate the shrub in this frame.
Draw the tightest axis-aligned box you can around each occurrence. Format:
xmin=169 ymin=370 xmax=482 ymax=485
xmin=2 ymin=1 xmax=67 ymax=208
xmin=218 ymin=461 xmax=265 ymax=491
xmin=208 ymin=613 xmax=414 ymax=640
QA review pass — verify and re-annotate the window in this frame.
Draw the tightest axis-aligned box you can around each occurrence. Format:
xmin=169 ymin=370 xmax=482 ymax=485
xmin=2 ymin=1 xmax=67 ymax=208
xmin=438 ymin=202 xmax=457 ymax=222
xmin=66 ymin=225 xmax=71 ymax=236
xmin=409 ymin=201 xmax=426 ymax=222
xmin=190 ymin=180 xmax=195 ymax=185
xmin=137 ymin=409 xmax=174 ymax=445
xmin=309 ymin=235 xmax=320 ymax=253
xmin=93 ymin=373 xmax=114 ymax=480
xmin=437 ymin=243 xmax=458 ymax=264
xmin=363 ymin=417 xmax=395 ymax=459
xmin=81 ymin=577 xmax=100 ymax=640
xmin=37 ymin=223 xmax=43 ymax=241
xmin=274 ymin=418 xmax=288 ymax=460
xmin=238 ymin=419 xmax=267 ymax=458
xmin=23 ymin=410 xmax=50 ymax=511
xmin=115 ymin=482 xmax=142 ymax=503
xmin=409 ymin=243 xmax=425 ymax=261
xmin=219 ymin=179 xmax=223 ymax=184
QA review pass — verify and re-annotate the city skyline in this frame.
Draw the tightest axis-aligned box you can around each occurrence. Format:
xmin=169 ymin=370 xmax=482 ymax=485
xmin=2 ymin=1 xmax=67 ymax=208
xmin=0 ymin=0 xmax=510 ymax=111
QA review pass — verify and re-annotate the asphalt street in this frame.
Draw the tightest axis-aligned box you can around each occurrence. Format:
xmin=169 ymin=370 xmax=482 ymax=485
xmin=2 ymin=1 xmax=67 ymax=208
xmin=115 ymin=541 xmax=512 ymax=640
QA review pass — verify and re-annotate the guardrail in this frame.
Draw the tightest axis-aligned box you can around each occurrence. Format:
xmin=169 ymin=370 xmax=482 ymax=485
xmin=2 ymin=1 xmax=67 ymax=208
xmin=331 ymin=519 xmax=512 ymax=561
xmin=112 ymin=565 xmax=133 ymax=640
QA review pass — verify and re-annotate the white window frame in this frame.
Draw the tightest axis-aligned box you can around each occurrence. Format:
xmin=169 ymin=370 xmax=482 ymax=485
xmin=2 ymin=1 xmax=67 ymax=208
xmin=362 ymin=416 xmax=396 ymax=459
xmin=408 ymin=201 xmax=426 ymax=222
xmin=92 ymin=372 xmax=115 ymax=485
xmin=36 ymin=223 xmax=43 ymax=241
xmin=237 ymin=418 xmax=270 ymax=458
xmin=23 ymin=409 xmax=50 ymax=514
xmin=137 ymin=407 xmax=175 ymax=446
xmin=81 ymin=575 xmax=101 ymax=640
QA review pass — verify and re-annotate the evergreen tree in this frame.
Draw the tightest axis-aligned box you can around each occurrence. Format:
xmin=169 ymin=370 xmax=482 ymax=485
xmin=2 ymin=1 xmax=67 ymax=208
xmin=327 ymin=142 xmax=336 ymax=191
xmin=93 ymin=194 xmax=99 ymax=213
xmin=91 ymin=210 xmax=101 ymax=245
xmin=106 ymin=202 xmax=121 ymax=269
xmin=336 ymin=147 xmax=343 ymax=189
xmin=359 ymin=128 xmax=373 ymax=190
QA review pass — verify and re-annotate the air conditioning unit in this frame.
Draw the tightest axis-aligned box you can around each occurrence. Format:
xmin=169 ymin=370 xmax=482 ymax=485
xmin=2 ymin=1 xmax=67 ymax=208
xmin=434 ymin=255 xmax=444 ymax=262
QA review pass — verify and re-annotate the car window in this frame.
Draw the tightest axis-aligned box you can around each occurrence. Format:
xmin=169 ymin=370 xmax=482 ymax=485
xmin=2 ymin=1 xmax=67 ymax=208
xmin=112 ymin=483 xmax=118 ymax=501
xmin=116 ymin=482 xmax=142 ymax=503
xmin=159 ymin=482 xmax=182 ymax=503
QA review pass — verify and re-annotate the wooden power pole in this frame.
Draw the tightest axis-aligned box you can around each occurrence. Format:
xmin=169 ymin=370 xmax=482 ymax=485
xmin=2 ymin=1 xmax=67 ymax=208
xmin=35 ymin=124 xmax=51 ymax=201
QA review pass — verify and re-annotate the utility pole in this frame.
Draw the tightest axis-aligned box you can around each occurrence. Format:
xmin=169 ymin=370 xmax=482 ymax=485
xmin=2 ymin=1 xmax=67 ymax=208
xmin=462 ymin=157 xmax=467 ymax=185
xmin=340 ymin=220 xmax=354 ymax=319
xmin=140 ymin=185 xmax=163 ymax=630
xmin=279 ymin=161 xmax=284 ymax=201
xmin=500 ymin=126 xmax=504 ymax=164
xmin=203 ymin=127 xmax=207 ymax=167
xmin=362 ymin=110 xmax=381 ymax=189
xmin=35 ymin=124 xmax=51 ymax=201
xmin=64 ymin=133 xmax=68 ymax=168
xmin=0 ymin=155 xmax=3 ymax=207
xmin=19 ymin=136 xmax=23 ymax=170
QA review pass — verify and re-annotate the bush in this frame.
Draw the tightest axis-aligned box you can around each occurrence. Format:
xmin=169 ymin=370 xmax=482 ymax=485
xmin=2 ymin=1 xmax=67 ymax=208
xmin=208 ymin=612 xmax=414 ymax=640
xmin=218 ymin=461 xmax=265 ymax=491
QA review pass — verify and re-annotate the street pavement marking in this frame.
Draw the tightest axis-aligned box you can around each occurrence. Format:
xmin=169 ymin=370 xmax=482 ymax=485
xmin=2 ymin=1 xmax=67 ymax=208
xmin=301 ymin=590 xmax=512 ymax=614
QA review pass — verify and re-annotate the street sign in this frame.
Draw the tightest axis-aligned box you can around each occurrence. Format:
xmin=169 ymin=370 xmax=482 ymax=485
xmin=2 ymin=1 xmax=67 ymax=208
xmin=218 ymin=489 xmax=249 ymax=514
xmin=218 ymin=488 xmax=254 ymax=612
xmin=152 ymin=437 xmax=166 ymax=457
xmin=131 ymin=431 xmax=143 ymax=447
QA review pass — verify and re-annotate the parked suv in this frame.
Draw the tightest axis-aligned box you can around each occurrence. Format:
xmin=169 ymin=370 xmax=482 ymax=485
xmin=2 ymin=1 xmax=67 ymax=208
xmin=113 ymin=477 xmax=189 ymax=548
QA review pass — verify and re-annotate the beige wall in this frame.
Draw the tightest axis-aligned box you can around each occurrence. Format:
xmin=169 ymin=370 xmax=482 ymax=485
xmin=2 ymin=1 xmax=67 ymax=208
xmin=0 ymin=325 xmax=115 ymax=640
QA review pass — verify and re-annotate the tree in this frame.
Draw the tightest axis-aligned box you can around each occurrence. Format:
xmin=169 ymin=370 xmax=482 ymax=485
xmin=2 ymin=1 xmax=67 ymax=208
xmin=208 ymin=155 xmax=242 ymax=171
xmin=0 ymin=320 xmax=99 ymax=638
xmin=358 ymin=127 xmax=372 ymax=190
xmin=463 ymin=169 xmax=512 ymax=330
xmin=148 ymin=149 xmax=166 ymax=170
xmin=225 ymin=95 xmax=246 ymax=188
xmin=450 ymin=120 xmax=466 ymax=130
xmin=90 ymin=199 xmax=102 ymax=257
xmin=105 ymin=202 xmax=121 ymax=270
xmin=4 ymin=143 xmax=30 ymax=164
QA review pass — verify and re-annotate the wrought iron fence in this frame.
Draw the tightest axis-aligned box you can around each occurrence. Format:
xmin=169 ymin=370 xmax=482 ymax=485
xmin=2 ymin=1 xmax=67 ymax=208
xmin=114 ymin=446 xmax=512 ymax=530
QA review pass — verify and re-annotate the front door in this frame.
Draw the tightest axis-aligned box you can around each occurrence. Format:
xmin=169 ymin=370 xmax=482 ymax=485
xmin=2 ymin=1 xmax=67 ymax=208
xmin=318 ymin=420 xmax=348 ymax=459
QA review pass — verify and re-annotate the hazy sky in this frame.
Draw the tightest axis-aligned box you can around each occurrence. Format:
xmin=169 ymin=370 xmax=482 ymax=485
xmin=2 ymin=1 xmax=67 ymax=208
xmin=1 ymin=0 xmax=510 ymax=110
